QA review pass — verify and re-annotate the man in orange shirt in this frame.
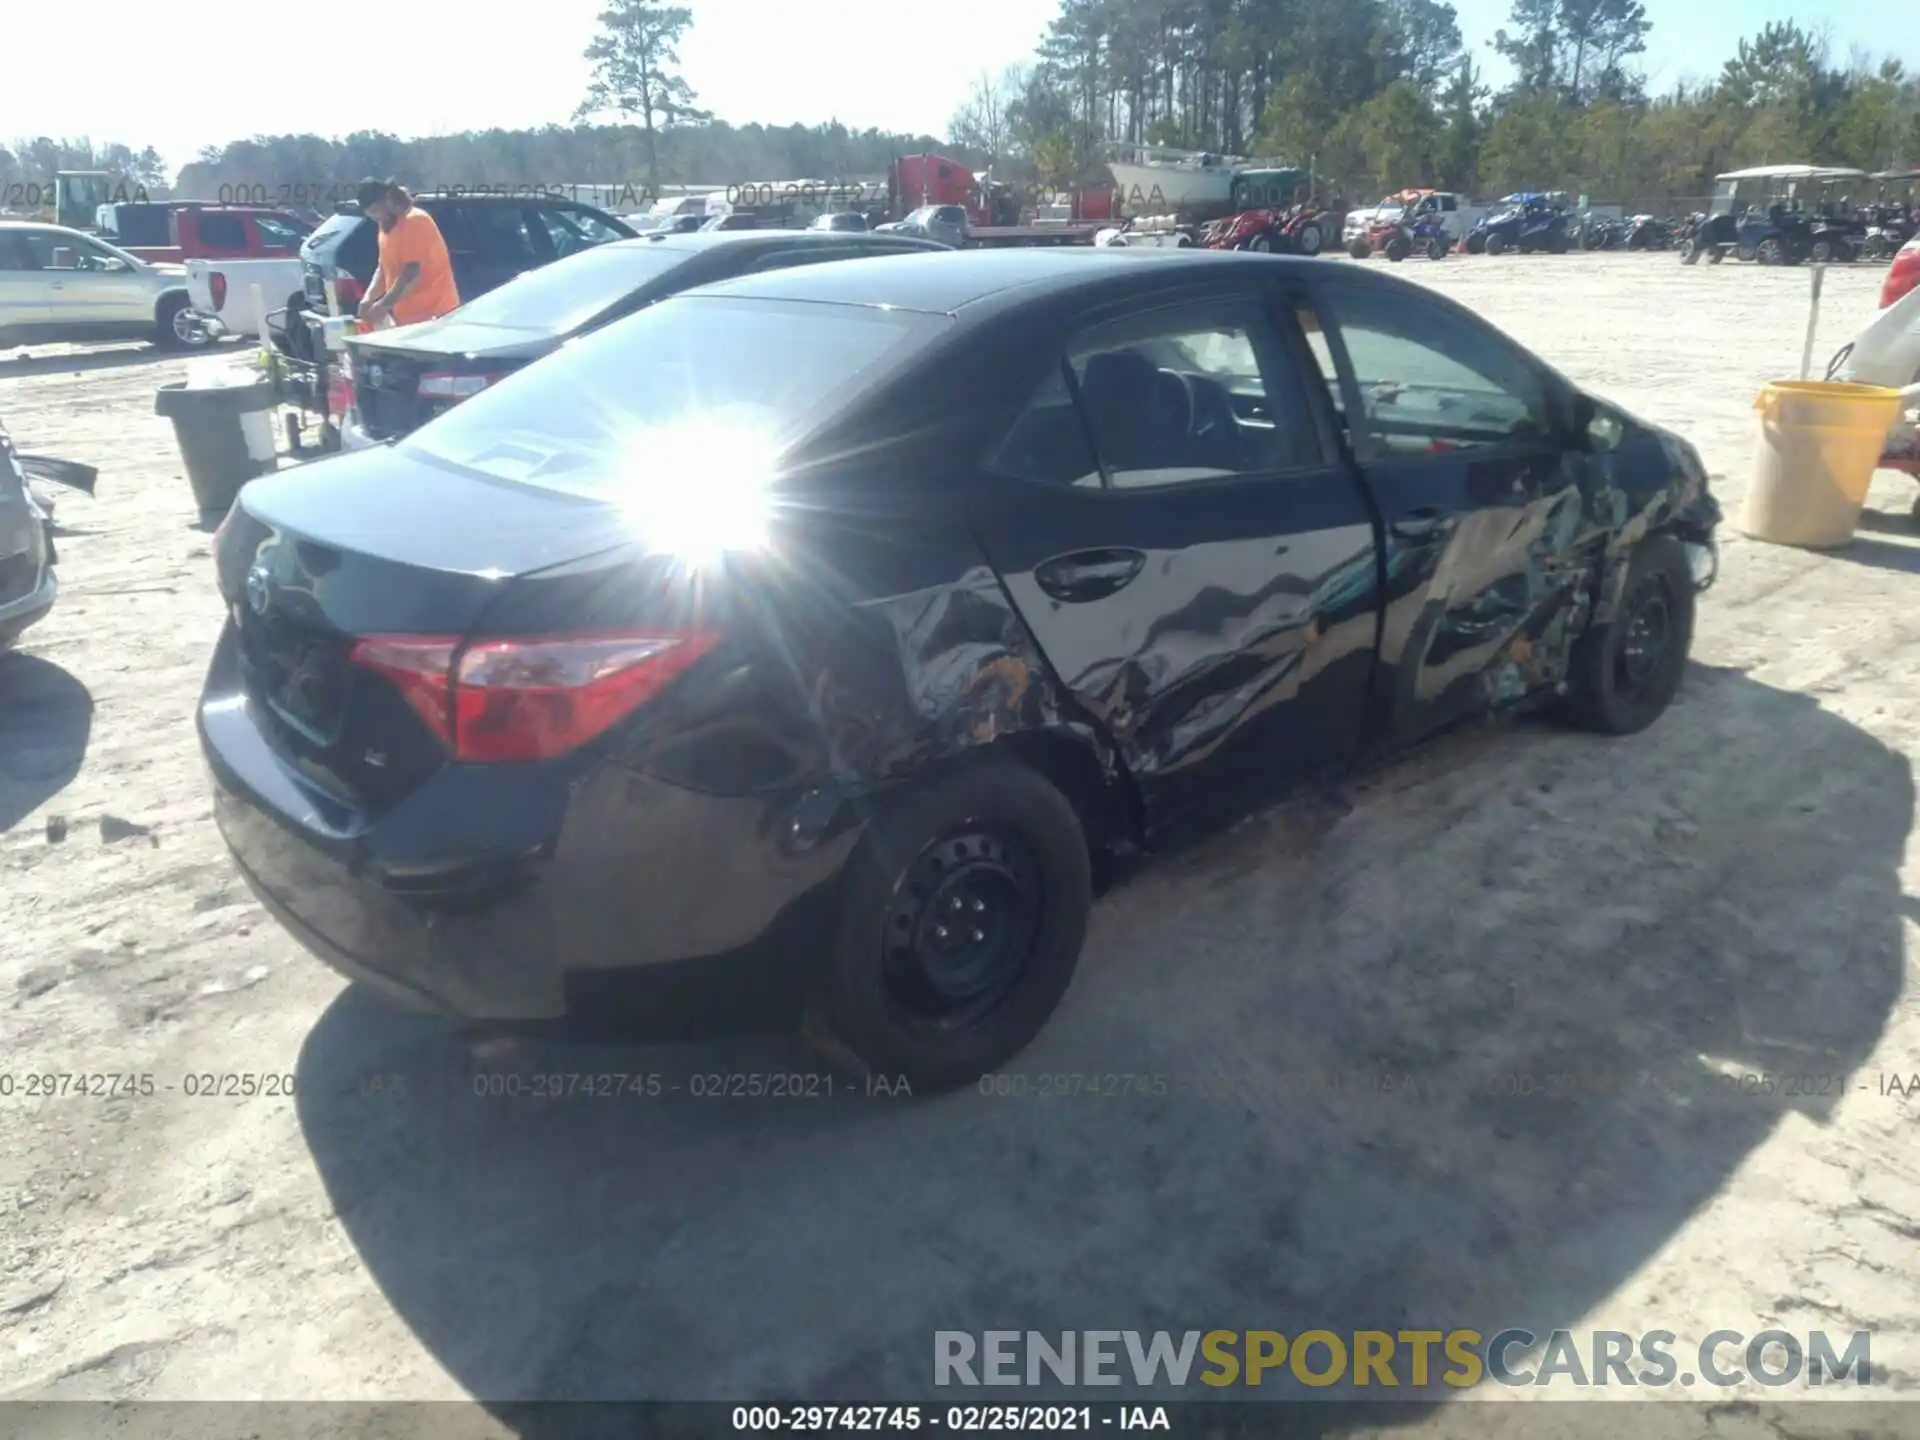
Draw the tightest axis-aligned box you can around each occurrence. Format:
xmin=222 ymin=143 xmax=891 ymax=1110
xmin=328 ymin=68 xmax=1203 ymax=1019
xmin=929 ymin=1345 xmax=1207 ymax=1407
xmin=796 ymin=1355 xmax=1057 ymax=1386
xmin=354 ymin=178 xmax=460 ymax=328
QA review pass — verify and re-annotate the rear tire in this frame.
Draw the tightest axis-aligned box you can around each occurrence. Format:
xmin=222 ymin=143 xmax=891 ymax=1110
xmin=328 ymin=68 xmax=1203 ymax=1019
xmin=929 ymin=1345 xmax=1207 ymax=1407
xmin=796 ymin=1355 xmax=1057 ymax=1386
xmin=1295 ymin=221 xmax=1322 ymax=256
xmin=1557 ymin=536 xmax=1695 ymax=736
xmin=804 ymin=759 xmax=1093 ymax=1093
xmin=1679 ymin=238 xmax=1701 ymax=265
xmin=1347 ymin=238 xmax=1370 ymax=260
xmin=1385 ymin=235 xmax=1411 ymax=262
xmin=1427 ymin=235 xmax=1449 ymax=260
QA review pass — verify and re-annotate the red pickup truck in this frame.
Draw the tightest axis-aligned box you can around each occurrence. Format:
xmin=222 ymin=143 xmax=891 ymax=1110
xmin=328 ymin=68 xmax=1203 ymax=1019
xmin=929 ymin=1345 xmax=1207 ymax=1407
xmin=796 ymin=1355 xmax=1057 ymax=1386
xmin=93 ymin=203 xmax=311 ymax=265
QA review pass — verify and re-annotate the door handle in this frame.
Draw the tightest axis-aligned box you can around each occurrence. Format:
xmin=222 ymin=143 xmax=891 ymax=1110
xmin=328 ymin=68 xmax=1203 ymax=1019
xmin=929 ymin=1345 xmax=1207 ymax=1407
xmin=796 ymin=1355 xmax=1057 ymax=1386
xmin=1389 ymin=507 xmax=1448 ymax=543
xmin=1034 ymin=548 xmax=1146 ymax=603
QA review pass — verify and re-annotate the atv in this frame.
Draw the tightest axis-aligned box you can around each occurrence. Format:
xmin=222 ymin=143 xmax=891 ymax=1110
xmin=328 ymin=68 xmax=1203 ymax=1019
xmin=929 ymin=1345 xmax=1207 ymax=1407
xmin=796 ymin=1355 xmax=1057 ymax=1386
xmin=1375 ymin=210 xmax=1453 ymax=262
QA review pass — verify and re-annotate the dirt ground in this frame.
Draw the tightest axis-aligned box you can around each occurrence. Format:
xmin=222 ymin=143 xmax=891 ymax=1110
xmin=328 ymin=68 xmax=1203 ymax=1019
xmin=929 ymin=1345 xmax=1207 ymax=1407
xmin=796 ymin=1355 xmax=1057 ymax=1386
xmin=6 ymin=255 xmax=1920 ymax=1433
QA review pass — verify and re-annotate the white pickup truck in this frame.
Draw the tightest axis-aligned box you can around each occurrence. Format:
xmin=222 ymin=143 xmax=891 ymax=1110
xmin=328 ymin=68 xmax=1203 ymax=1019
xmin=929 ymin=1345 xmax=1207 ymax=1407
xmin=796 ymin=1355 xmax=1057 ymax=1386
xmin=184 ymin=257 xmax=305 ymax=341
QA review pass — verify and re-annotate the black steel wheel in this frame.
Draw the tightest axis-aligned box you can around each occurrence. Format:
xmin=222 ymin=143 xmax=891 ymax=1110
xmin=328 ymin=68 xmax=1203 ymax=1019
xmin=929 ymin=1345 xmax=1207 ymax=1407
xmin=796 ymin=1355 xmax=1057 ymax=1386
xmin=806 ymin=759 xmax=1092 ymax=1092
xmin=1557 ymin=536 xmax=1695 ymax=736
xmin=1756 ymin=237 xmax=1783 ymax=265
xmin=879 ymin=830 xmax=1041 ymax=1028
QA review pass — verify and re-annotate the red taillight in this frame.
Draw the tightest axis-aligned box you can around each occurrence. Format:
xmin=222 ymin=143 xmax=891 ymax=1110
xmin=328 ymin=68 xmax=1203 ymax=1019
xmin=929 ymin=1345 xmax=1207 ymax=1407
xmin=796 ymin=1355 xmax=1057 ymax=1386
xmin=327 ymin=373 xmax=354 ymax=424
xmin=210 ymin=272 xmax=228 ymax=311
xmin=347 ymin=630 xmax=717 ymax=763
xmin=334 ymin=273 xmax=366 ymax=311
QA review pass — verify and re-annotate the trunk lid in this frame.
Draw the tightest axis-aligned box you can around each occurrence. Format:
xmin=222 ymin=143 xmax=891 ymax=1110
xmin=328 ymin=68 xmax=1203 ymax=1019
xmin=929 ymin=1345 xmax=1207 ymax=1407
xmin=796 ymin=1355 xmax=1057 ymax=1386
xmin=215 ymin=444 xmax=639 ymax=813
xmin=348 ymin=326 xmax=542 ymax=440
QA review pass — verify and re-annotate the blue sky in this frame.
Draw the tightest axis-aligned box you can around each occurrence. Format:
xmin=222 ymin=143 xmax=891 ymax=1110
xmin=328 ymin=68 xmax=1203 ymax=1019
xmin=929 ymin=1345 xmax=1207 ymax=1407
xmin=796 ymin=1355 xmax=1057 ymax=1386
xmin=5 ymin=0 xmax=1915 ymax=183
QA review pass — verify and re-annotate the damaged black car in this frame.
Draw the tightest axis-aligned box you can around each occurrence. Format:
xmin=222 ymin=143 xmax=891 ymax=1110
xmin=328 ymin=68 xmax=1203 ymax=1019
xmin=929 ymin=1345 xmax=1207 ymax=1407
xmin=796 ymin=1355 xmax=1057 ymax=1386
xmin=200 ymin=249 xmax=1720 ymax=1090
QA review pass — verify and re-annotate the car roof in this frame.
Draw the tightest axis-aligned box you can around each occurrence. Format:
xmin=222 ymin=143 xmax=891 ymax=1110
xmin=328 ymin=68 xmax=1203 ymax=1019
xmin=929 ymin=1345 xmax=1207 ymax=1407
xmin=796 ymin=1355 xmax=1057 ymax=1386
xmin=611 ymin=230 xmax=943 ymax=257
xmin=0 ymin=221 xmax=85 ymax=235
xmin=677 ymin=246 xmax=1326 ymax=319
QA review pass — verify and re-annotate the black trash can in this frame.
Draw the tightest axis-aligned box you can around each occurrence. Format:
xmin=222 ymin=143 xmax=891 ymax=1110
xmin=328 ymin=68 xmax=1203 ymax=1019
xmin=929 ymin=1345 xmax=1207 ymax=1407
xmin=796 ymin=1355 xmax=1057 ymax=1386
xmin=155 ymin=378 xmax=280 ymax=522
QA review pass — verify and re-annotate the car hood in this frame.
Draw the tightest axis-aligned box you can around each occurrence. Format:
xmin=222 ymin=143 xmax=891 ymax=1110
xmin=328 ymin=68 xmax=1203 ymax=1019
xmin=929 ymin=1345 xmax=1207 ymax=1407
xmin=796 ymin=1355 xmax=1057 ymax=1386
xmin=350 ymin=318 xmax=558 ymax=363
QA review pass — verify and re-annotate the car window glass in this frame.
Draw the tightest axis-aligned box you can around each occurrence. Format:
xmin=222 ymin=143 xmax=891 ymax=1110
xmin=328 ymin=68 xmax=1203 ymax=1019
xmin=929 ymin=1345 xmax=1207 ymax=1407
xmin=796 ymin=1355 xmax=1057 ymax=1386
xmin=534 ymin=206 xmax=592 ymax=260
xmin=254 ymin=216 xmax=307 ymax=248
xmin=991 ymin=363 xmax=1102 ymax=488
xmin=1318 ymin=284 xmax=1549 ymax=453
xmin=1065 ymin=302 xmax=1319 ymax=488
xmin=19 ymin=230 xmax=119 ymax=270
xmin=556 ymin=207 xmax=627 ymax=245
xmin=197 ymin=214 xmax=248 ymax=248
xmin=467 ymin=206 xmax=547 ymax=263
xmin=0 ymin=234 xmax=31 ymax=270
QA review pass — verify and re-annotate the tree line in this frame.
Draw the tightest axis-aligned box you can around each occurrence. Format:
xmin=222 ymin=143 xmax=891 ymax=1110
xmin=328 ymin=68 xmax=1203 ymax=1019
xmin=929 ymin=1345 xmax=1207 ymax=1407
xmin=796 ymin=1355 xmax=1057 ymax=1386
xmin=954 ymin=3 xmax=1920 ymax=206
xmin=5 ymin=1 xmax=1918 ymax=218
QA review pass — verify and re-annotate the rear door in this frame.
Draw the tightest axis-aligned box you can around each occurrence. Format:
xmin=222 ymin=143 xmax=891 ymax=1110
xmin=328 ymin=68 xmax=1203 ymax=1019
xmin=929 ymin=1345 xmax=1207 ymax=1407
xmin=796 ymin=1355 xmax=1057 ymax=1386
xmin=967 ymin=285 xmax=1380 ymax=830
xmin=448 ymin=203 xmax=555 ymax=299
xmin=1297 ymin=275 xmax=1588 ymax=749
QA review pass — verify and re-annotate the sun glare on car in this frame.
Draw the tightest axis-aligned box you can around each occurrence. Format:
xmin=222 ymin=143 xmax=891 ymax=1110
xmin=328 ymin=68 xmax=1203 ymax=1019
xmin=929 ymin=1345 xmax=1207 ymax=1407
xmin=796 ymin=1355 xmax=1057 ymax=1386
xmin=609 ymin=413 xmax=778 ymax=564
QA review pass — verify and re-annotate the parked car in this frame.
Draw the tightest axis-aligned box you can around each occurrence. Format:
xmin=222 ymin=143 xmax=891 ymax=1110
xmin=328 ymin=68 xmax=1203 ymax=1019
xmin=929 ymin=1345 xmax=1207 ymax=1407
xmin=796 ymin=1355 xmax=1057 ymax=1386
xmin=201 ymin=248 xmax=1720 ymax=1091
xmin=877 ymin=204 xmax=967 ymax=247
xmin=94 ymin=203 xmax=310 ymax=266
xmin=0 ymin=415 xmax=94 ymax=650
xmin=0 ymin=222 xmax=201 ymax=349
xmin=296 ymin=193 xmax=638 ymax=324
xmin=810 ymin=212 xmax=869 ymax=233
xmin=340 ymin=229 xmax=949 ymax=447
xmin=265 ymin=194 xmax=640 ymax=446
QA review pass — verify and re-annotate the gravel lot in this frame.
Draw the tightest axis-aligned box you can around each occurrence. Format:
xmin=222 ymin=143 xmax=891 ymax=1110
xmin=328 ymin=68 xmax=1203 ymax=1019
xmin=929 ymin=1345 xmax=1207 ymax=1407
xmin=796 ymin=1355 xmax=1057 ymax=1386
xmin=5 ymin=254 xmax=1920 ymax=1432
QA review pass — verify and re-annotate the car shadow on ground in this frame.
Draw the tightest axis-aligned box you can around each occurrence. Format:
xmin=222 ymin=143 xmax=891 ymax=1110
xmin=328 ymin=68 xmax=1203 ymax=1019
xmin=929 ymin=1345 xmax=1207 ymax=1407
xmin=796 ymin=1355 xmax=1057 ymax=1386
xmin=294 ymin=664 xmax=1911 ymax=1427
xmin=0 ymin=345 xmax=186 ymax=380
xmin=0 ymin=653 xmax=93 ymax=831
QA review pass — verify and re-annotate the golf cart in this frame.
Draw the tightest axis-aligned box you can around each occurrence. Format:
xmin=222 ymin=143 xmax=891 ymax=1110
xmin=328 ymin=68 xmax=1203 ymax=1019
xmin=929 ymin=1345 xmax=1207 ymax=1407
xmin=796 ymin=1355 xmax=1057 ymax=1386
xmin=1679 ymin=166 xmax=1865 ymax=266
xmin=1861 ymin=170 xmax=1920 ymax=261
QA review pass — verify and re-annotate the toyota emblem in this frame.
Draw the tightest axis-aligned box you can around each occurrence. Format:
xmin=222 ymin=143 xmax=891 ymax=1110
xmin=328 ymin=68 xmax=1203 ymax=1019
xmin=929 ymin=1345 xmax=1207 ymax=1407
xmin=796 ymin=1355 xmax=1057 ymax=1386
xmin=245 ymin=562 xmax=272 ymax=616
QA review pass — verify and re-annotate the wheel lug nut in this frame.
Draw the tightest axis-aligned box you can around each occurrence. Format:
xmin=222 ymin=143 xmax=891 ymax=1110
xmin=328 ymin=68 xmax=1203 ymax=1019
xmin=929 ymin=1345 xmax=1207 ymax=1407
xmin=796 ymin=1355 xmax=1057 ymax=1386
xmin=933 ymin=925 xmax=950 ymax=940
xmin=971 ymin=898 xmax=986 ymax=912
xmin=970 ymin=928 xmax=985 ymax=943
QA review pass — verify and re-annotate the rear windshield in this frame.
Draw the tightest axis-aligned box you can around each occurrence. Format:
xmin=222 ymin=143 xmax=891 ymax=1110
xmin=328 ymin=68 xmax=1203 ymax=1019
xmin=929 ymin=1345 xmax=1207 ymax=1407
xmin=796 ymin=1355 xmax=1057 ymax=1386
xmin=441 ymin=242 xmax=695 ymax=333
xmin=404 ymin=296 xmax=949 ymax=495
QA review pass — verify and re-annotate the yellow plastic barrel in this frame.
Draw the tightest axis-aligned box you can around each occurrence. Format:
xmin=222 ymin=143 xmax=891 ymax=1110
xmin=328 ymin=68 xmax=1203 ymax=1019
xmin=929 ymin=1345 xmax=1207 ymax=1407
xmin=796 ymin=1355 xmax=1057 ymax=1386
xmin=1743 ymin=380 xmax=1903 ymax=549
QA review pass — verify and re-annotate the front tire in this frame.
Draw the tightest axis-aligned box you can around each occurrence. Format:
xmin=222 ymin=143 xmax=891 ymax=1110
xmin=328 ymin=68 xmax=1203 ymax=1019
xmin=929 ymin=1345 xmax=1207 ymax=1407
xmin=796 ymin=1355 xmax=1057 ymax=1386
xmin=1427 ymin=235 xmax=1449 ymax=260
xmin=804 ymin=759 xmax=1093 ymax=1093
xmin=1484 ymin=232 xmax=1508 ymax=257
xmin=1680 ymin=238 xmax=1701 ymax=265
xmin=1247 ymin=231 xmax=1272 ymax=253
xmin=1347 ymin=238 xmax=1371 ymax=260
xmin=1385 ymin=235 xmax=1411 ymax=262
xmin=154 ymin=293 xmax=209 ymax=350
xmin=1295 ymin=221 xmax=1322 ymax=256
xmin=1557 ymin=536 xmax=1695 ymax=736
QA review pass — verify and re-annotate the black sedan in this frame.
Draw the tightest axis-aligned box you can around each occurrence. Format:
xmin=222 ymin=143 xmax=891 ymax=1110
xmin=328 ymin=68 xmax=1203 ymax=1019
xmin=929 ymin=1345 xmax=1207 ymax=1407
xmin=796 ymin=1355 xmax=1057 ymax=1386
xmin=201 ymin=249 xmax=1720 ymax=1090
xmin=341 ymin=229 xmax=947 ymax=446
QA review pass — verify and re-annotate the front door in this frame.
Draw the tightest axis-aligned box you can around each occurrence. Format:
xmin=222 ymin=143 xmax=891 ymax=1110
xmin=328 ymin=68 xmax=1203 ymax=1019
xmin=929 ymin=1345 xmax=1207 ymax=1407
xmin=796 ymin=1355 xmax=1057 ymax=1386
xmin=967 ymin=287 xmax=1381 ymax=832
xmin=1297 ymin=276 xmax=1589 ymax=750
xmin=18 ymin=229 xmax=151 ymax=330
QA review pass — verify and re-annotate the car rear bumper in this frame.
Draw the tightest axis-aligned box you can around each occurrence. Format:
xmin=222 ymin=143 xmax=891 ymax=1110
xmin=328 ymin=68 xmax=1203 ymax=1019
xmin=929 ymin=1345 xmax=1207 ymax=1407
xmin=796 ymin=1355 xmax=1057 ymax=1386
xmin=198 ymin=627 xmax=856 ymax=1030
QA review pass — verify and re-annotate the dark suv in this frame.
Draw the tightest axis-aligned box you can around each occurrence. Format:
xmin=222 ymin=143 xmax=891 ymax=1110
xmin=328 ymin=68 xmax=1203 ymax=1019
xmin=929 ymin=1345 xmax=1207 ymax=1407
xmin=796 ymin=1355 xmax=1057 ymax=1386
xmin=343 ymin=229 xmax=948 ymax=446
xmin=298 ymin=193 xmax=637 ymax=320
